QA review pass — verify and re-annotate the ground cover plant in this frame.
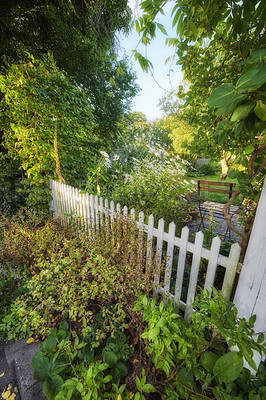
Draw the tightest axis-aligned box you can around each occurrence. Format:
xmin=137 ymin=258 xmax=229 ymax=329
xmin=1 ymin=211 xmax=266 ymax=399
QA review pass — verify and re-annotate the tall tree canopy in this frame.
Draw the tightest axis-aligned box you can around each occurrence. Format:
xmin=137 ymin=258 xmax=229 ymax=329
xmin=134 ymin=0 xmax=265 ymax=247
xmin=134 ymin=0 xmax=265 ymax=188
xmin=0 ymin=0 xmax=138 ymax=136
xmin=0 ymin=0 xmax=139 ymax=212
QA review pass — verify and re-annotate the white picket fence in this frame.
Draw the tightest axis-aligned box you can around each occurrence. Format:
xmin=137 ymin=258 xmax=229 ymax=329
xmin=50 ymin=179 xmax=241 ymax=321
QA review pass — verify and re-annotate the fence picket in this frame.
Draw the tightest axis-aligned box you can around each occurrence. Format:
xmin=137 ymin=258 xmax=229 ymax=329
xmin=204 ymin=236 xmax=221 ymax=295
xmin=164 ymin=222 xmax=176 ymax=297
xmin=90 ymin=195 xmax=95 ymax=230
xmin=99 ymin=197 xmax=104 ymax=229
xmin=146 ymin=215 xmax=154 ymax=274
xmin=153 ymin=218 xmax=165 ymax=297
xmin=174 ymin=226 xmax=189 ymax=309
xmin=123 ymin=206 xmax=128 ymax=216
xmin=184 ymin=231 xmax=204 ymax=322
xmin=94 ymin=195 xmax=99 ymax=231
xmin=104 ymin=199 xmax=109 ymax=234
xmin=138 ymin=211 xmax=145 ymax=265
xmin=222 ymin=243 xmax=241 ymax=300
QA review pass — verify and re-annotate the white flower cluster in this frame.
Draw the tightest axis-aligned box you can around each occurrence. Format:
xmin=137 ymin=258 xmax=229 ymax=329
xmin=100 ymin=151 xmax=111 ymax=167
xmin=124 ymin=173 xmax=133 ymax=183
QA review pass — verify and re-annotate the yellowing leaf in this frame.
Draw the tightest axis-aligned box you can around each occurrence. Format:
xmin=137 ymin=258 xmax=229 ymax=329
xmin=2 ymin=390 xmax=11 ymax=399
xmin=27 ymin=337 xmax=35 ymax=344
xmin=117 ymin=395 xmax=122 ymax=400
xmin=0 ymin=371 xmax=5 ymax=377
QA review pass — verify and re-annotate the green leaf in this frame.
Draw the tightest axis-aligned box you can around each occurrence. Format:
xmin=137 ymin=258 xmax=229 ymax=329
xmin=250 ymin=49 xmax=266 ymax=62
xmin=254 ymin=100 xmax=266 ymax=121
xmin=156 ymin=23 xmax=167 ymax=35
xmin=200 ymin=351 xmax=219 ymax=373
xmin=134 ymin=392 xmax=141 ymax=400
xmin=244 ymin=144 xmax=255 ymax=155
xmin=257 ymin=333 xmax=265 ymax=344
xmin=142 ymin=383 xmax=157 ymax=393
xmin=249 ymin=314 xmax=256 ymax=326
xmin=213 ymin=352 xmax=244 ymax=384
xmin=230 ymin=101 xmax=256 ymax=121
xmin=218 ymin=131 xmax=228 ymax=145
xmin=32 ymin=355 xmax=51 ymax=381
xmin=236 ymin=63 xmax=266 ymax=92
xmin=43 ymin=375 xmax=64 ymax=400
xmin=209 ymin=83 xmax=245 ymax=110
xmin=136 ymin=375 xmax=142 ymax=391
xmin=102 ymin=349 xmax=118 ymax=366
xmin=41 ymin=336 xmax=58 ymax=354
xmin=176 ymin=368 xmax=194 ymax=389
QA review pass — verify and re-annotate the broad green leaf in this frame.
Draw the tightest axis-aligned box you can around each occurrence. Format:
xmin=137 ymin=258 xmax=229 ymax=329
xmin=236 ymin=63 xmax=266 ymax=92
xmin=218 ymin=131 xmax=228 ymax=145
xmin=32 ymin=355 xmax=51 ymax=381
xmin=102 ymin=349 xmax=118 ymax=366
xmin=176 ymin=367 xmax=194 ymax=389
xmin=254 ymin=100 xmax=266 ymax=121
xmin=230 ymin=101 xmax=256 ymax=121
xmin=213 ymin=352 xmax=243 ymax=384
xmin=41 ymin=337 xmax=58 ymax=354
xmin=250 ymin=49 xmax=266 ymax=62
xmin=244 ymin=145 xmax=255 ymax=155
xmin=142 ymin=383 xmax=157 ymax=392
xmin=209 ymin=83 xmax=245 ymax=109
xmin=43 ymin=375 xmax=64 ymax=400
xmin=200 ymin=351 xmax=219 ymax=373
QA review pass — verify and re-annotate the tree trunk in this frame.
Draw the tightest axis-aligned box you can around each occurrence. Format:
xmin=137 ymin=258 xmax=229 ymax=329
xmin=220 ymin=150 xmax=230 ymax=180
xmin=54 ymin=125 xmax=64 ymax=183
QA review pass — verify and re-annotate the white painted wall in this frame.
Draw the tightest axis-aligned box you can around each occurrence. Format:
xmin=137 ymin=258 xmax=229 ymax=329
xmin=234 ymin=177 xmax=266 ymax=334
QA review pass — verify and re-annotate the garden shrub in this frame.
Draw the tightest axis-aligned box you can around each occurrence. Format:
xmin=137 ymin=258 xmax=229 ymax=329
xmin=1 ymin=212 xmax=266 ymax=399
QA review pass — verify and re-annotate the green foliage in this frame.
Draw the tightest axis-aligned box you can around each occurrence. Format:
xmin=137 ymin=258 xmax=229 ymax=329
xmin=0 ymin=211 xmax=155 ymax=340
xmin=0 ymin=0 xmax=137 ymax=134
xmin=109 ymin=154 xmax=195 ymax=228
xmin=2 ymin=211 xmax=266 ymax=399
xmin=0 ymin=55 xmax=97 ymax=211
xmin=134 ymin=289 xmax=266 ymax=399
xmin=135 ymin=0 xmax=266 ymax=202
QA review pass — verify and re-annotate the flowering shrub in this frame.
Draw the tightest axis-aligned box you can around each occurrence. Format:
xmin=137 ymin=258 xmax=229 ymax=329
xmin=85 ymin=136 xmax=196 ymax=229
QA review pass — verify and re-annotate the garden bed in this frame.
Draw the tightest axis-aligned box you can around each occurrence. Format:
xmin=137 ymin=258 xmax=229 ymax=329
xmin=0 ymin=211 xmax=265 ymax=400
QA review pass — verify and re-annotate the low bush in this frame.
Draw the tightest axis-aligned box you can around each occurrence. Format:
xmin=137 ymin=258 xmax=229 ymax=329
xmin=1 ymin=213 xmax=266 ymax=399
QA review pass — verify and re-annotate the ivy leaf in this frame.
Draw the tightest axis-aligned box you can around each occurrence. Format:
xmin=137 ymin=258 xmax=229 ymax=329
xmin=230 ymin=101 xmax=256 ymax=121
xmin=254 ymin=100 xmax=266 ymax=121
xmin=213 ymin=352 xmax=243 ymax=384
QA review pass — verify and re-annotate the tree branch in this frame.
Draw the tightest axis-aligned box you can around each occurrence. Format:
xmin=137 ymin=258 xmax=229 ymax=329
xmin=222 ymin=189 xmax=248 ymax=243
xmin=248 ymin=141 xmax=266 ymax=179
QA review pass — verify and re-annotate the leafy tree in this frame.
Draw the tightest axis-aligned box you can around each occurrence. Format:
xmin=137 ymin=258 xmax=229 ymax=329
xmin=0 ymin=0 xmax=138 ymax=138
xmin=0 ymin=55 xmax=98 ymax=211
xmin=134 ymin=0 xmax=266 ymax=249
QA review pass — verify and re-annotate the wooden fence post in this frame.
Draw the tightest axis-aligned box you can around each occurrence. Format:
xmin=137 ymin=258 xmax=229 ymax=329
xmin=234 ymin=177 xmax=266 ymax=336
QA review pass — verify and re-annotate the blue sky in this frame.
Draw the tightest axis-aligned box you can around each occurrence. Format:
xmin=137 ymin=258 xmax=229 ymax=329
xmin=118 ymin=1 xmax=183 ymax=121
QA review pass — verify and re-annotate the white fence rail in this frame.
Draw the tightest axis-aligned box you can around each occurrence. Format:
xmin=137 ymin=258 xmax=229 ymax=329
xmin=50 ymin=179 xmax=241 ymax=321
